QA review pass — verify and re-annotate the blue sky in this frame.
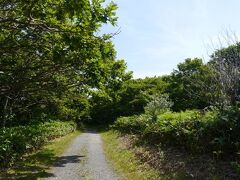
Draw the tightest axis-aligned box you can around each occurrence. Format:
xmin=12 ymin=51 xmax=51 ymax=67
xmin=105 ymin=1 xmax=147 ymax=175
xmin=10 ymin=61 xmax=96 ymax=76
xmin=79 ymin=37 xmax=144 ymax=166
xmin=103 ymin=0 xmax=240 ymax=78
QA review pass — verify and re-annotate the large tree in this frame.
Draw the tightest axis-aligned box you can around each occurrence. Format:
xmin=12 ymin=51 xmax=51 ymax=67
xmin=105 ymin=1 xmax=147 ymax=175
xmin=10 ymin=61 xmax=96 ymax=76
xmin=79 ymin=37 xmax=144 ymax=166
xmin=0 ymin=0 xmax=128 ymax=126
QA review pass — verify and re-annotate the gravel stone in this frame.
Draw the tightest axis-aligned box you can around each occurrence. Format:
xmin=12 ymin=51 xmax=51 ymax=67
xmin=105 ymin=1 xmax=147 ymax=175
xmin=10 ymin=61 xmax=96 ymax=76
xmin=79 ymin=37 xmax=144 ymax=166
xmin=45 ymin=132 xmax=119 ymax=180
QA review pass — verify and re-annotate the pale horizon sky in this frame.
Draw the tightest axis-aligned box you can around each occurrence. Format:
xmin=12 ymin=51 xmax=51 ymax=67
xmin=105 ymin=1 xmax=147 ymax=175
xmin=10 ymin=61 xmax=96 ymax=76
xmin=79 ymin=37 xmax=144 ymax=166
xmin=103 ymin=0 xmax=240 ymax=78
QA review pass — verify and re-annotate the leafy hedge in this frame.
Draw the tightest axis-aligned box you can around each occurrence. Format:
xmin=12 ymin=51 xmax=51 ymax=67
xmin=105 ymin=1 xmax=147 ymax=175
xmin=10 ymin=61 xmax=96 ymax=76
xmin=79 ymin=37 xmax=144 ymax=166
xmin=0 ymin=121 xmax=76 ymax=167
xmin=113 ymin=107 xmax=240 ymax=155
xmin=113 ymin=115 xmax=150 ymax=134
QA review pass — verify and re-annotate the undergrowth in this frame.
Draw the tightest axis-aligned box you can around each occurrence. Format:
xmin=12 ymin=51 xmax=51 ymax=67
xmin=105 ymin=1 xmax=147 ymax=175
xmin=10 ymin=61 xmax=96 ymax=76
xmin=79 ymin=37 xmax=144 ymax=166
xmin=112 ymin=107 xmax=240 ymax=156
xmin=0 ymin=121 xmax=76 ymax=168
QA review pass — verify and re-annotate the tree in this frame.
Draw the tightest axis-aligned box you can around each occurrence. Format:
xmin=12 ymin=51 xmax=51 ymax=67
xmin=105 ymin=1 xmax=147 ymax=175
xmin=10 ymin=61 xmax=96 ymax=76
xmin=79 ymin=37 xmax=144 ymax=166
xmin=163 ymin=58 xmax=210 ymax=111
xmin=89 ymin=76 xmax=168 ymax=124
xmin=118 ymin=77 xmax=168 ymax=115
xmin=209 ymin=43 xmax=240 ymax=107
xmin=0 ymin=0 xmax=127 ymax=126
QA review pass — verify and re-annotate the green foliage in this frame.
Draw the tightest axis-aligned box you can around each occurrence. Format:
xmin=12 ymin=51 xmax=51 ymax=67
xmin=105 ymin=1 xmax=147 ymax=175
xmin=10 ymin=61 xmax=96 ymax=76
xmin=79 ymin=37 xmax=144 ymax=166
xmin=121 ymin=77 xmax=168 ymax=115
xmin=159 ymin=43 xmax=240 ymax=111
xmin=152 ymin=110 xmax=215 ymax=151
xmin=0 ymin=0 xmax=130 ymax=126
xmin=0 ymin=121 xmax=76 ymax=167
xmin=112 ymin=115 xmax=150 ymax=134
xmin=163 ymin=58 xmax=211 ymax=111
xmin=113 ymin=107 xmax=240 ymax=155
xmin=144 ymin=94 xmax=173 ymax=121
xmin=208 ymin=43 xmax=240 ymax=107
xmin=90 ymin=77 xmax=167 ymax=124
xmin=0 ymin=131 xmax=81 ymax=178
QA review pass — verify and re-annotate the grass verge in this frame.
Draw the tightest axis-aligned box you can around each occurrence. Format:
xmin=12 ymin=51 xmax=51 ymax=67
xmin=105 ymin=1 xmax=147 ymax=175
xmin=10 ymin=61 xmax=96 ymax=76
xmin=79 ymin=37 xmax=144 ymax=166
xmin=103 ymin=130 xmax=240 ymax=180
xmin=101 ymin=130 xmax=162 ymax=180
xmin=0 ymin=130 xmax=81 ymax=179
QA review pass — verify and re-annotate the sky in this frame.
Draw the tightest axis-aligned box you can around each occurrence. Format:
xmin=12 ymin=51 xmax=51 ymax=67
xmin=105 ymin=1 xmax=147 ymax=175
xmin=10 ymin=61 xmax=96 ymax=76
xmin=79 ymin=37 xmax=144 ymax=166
xmin=103 ymin=0 xmax=240 ymax=78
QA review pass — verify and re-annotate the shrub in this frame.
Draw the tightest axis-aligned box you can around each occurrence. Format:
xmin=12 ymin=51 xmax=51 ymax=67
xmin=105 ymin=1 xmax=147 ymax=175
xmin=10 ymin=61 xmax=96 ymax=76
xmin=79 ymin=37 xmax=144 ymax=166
xmin=144 ymin=94 xmax=173 ymax=121
xmin=0 ymin=121 xmax=76 ymax=168
xmin=112 ymin=115 xmax=150 ymax=134
xmin=113 ymin=108 xmax=240 ymax=155
xmin=152 ymin=110 xmax=218 ymax=152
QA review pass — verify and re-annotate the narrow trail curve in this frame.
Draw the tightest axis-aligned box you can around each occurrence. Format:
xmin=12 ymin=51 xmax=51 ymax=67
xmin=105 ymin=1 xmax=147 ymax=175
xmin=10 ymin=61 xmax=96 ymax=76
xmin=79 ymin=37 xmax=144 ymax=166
xmin=44 ymin=131 xmax=119 ymax=180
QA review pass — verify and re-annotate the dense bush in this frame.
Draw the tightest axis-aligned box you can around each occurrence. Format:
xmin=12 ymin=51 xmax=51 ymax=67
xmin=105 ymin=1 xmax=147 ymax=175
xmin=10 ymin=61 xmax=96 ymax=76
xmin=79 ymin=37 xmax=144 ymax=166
xmin=0 ymin=121 xmax=76 ymax=168
xmin=113 ymin=107 xmax=240 ymax=155
xmin=113 ymin=115 xmax=151 ymax=134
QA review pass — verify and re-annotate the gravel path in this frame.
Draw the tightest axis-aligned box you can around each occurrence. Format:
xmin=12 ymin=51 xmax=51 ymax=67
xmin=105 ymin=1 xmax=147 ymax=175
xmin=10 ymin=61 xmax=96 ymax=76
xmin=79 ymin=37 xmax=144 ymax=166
xmin=44 ymin=131 xmax=119 ymax=180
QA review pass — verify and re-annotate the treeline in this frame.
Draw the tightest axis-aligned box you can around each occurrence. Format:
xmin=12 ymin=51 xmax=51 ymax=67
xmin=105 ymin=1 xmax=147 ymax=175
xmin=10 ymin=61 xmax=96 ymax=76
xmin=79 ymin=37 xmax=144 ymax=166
xmin=2 ymin=0 xmax=239 ymax=129
xmin=1 ymin=0 xmax=240 ymax=160
xmin=112 ymin=44 xmax=240 ymax=156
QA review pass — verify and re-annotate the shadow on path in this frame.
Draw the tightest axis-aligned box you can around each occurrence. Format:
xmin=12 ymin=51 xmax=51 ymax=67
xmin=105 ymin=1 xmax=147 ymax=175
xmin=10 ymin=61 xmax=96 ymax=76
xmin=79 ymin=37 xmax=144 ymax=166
xmin=53 ymin=155 xmax=85 ymax=167
xmin=0 ymin=150 xmax=85 ymax=180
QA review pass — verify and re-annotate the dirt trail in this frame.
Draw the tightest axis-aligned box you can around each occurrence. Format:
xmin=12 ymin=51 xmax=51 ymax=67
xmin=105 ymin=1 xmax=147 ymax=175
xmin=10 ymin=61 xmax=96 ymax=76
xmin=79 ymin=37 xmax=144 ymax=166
xmin=44 ymin=131 xmax=119 ymax=180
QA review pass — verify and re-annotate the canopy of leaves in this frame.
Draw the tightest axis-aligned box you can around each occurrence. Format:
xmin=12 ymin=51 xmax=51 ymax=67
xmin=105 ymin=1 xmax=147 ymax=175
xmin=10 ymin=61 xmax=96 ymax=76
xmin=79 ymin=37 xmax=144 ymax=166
xmin=163 ymin=58 xmax=211 ymax=111
xmin=0 ymin=0 xmax=130 ymax=127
